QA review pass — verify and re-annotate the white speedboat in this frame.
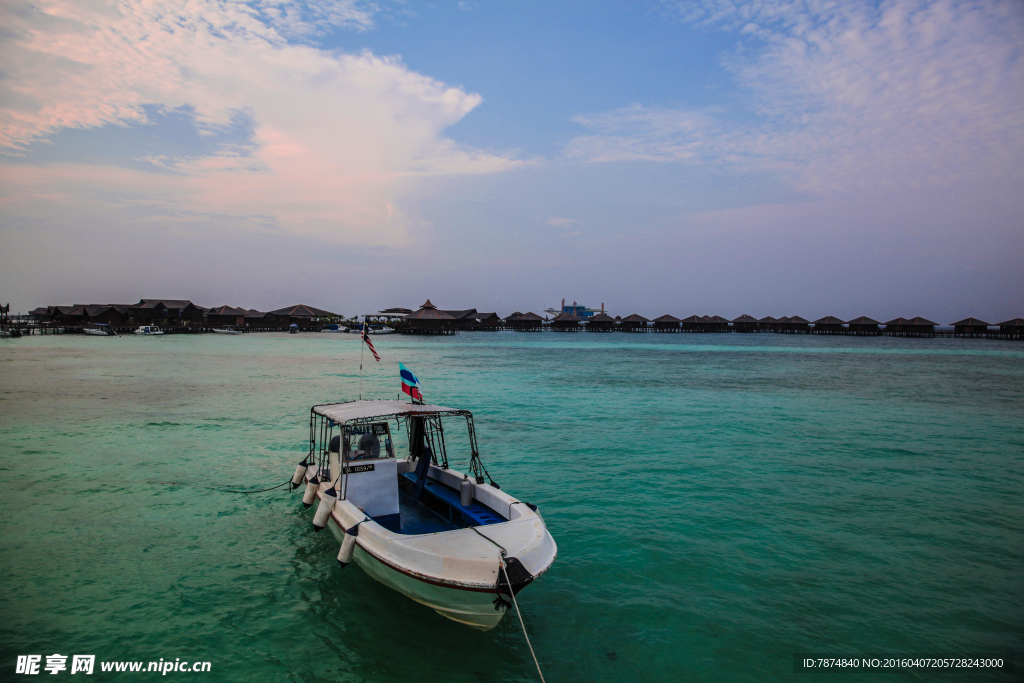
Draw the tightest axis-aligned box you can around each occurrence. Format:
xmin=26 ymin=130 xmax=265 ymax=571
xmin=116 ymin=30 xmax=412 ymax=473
xmin=134 ymin=325 xmax=163 ymax=336
xmin=368 ymin=327 xmax=396 ymax=335
xmin=83 ymin=323 xmax=116 ymax=336
xmin=212 ymin=328 xmax=242 ymax=335
xmin=291 ymin=400 xmax=556 ymax=630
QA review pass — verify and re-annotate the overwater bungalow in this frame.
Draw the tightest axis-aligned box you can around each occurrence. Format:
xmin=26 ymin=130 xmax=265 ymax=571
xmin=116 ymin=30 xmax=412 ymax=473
xmin=403 ymin=300 xmax=456 ymax=335
xmin=46 ymin=304 xmax=131 ymax=329
xmin=586 ymin=312 xmax=617 ymax=332
xmin=884 ymin=317 xmax=937 ymax=336
xmin=997 ymin=318 xmax=1023 ymax=339
xmin=758 ymin=316 xmax=779 ymax=331
xmin=951 ymin=318 xmax=990 ymax=336
xmin=620 ymin=314 xmax=650 ymax=332
xmin=652 ymin=314 xmax=682 ymax=332
xmin=731 ymin=314 xmax=759 ymax=332
xmin=703 ymin=315 xmax=731 ymax=332
xmin=47 ymin=306 xmax=83 ymax=327
xmin=239 ymin=310 xmax=266 ymax=328
xmin=441 ymin=309 xmax=482 ymax=330
xmin=847 ymin=316 xmax=881 ymax=335
xmin=207 ymin=306 xmax=253 ymax=327
xmin=811 ymin=316 xmax=846 ymax=334
xmin=476 ymin=312 xmax=501 ymax=331
xmin=508 ymin=312 xmax=543 ymax=330
xmin=551 ymin=311 xmax=582 ymax=331
xmin=131 ymin=299 xmax=204 ymax=324
xmin=679 ymin=315 xmax=705 ymax=332
xmin=266 ymin=304 xmax=336 ymax=330
xmin=779 ymin=316 xmax=811 ymax=333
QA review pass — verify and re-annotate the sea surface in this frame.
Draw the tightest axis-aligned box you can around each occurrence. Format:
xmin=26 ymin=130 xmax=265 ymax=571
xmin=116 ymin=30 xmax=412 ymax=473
xmin=1 ymin=332 xmax=1022 ymax=682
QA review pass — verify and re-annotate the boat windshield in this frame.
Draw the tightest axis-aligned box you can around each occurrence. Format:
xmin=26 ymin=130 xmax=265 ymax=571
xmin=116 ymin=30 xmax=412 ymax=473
xmin=345 ymin=422 xmax=395 ymax=461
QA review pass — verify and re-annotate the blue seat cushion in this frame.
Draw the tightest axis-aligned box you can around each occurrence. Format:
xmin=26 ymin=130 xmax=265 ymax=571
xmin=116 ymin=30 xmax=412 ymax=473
xmin=400 ymin=472 xmax=503 ymax=526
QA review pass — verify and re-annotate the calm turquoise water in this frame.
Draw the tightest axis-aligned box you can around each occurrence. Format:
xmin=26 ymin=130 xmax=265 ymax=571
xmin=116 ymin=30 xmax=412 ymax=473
xmin=1 ymin=332 xmax=1022 ymax=682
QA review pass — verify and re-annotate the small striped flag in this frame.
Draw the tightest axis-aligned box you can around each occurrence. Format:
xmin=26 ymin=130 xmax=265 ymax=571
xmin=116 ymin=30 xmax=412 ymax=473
xmin=399 ymin=363 xmax=423 ymax=401
xmin=362 ymin=321 xmax=380 ymax=362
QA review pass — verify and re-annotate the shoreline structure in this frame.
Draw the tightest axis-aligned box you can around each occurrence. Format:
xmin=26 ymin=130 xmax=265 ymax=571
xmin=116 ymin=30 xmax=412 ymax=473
xmin=5 ymin=298 xmax=1022 ymax=341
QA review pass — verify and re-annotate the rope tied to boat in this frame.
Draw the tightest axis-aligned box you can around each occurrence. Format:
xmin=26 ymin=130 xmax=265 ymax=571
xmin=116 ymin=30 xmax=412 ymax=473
xmin=470 ymin=527 xmax=546 ymax=683
xmin=499 ymin=559 xmax=546 ymax=683
xmin=210 ymin=479 xmax=293 ymax=494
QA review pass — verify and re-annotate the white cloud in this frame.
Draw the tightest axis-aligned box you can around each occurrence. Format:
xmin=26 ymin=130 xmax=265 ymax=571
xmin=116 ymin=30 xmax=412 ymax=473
xmin=546 ymin=216 xmax=581 ymax=237
xmin=569 ymin=0 xmax=1024 ymax=192
xmin=0 ymin=0 xmax=519 ymax=245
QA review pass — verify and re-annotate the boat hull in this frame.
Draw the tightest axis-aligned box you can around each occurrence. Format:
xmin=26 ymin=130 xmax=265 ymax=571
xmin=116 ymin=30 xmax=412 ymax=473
xmin=305 ymin=462 xmax=556 ymax=631
xmin=325 ymin=515 xmax=507 ymax=630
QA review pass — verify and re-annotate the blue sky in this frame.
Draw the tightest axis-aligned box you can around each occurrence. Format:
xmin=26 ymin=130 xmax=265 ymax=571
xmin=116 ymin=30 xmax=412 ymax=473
xmin=1 ymin=0 xmax=1022 ymax=321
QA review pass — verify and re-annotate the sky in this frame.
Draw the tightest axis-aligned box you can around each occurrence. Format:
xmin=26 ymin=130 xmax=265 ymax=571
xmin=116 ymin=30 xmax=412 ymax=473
xmin=1 ymin=0 xmax=1022 ymax=322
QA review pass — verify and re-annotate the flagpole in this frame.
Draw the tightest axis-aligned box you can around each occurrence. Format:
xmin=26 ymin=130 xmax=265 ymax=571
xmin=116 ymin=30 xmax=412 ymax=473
xmin=358 ymin=315 xmax=365 ymax=400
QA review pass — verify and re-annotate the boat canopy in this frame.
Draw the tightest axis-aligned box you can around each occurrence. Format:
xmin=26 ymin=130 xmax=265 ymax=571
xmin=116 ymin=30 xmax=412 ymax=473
xmin=313 ymin=400 xmax=463 ymax=426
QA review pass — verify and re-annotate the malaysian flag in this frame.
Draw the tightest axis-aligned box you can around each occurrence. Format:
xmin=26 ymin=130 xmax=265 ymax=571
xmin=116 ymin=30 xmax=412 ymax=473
xmin=362 ymin=321 xmax=380 ymax=362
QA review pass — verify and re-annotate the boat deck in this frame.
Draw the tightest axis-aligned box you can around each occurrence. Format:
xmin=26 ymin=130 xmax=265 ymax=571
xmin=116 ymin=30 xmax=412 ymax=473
xmin=390 ymin=491 xmax=459 ymax=535
xmin=375 ymin=474 xmax=505 ymax=535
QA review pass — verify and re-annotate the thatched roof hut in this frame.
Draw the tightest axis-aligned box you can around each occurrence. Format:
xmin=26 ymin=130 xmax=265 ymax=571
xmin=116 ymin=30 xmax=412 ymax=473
xmin=586 ymin=312 xmax=617 ymax=331
xmin=951 ymin=317 xmax=990 ymax=334
xmin=476 ymin=312 xmax=500 ymax=330
xmin=847 ymin=316 xmax=881 ymax=334
xmin=441 ymin=308 xmax=481 ymax=329
xmin=731 ymin=314 xmax=759 ymax=332
xmin=652 ymin=314 xmax=681 ymax=331
xmin=811 ymin=316 xmax=846 ymax=333
xmin=551 ymin=311 xmax=582 ymax=330
xmin=404 ymin=300 xmax=456 ymax=333
xmin=778 ymin=316 xmax=810 ymax=333
xmin=997 ymin=317 xmax=1024 ymax=332
xmin=619 ymin=313 xmax=650 ymax=331
xmin=884 ymin=317 xmax=937 ymax=334
xmin=266 ymin=304 xmax=335 ymax=327
xmin=680 ymin=315 xmax=706 ymax=331
xmin=206 ymin=305 xmax=252 ymax=327
xmin=509 ymin=312 xmax=543 ymax=329
xmin=703 ymin=315 xmax=730 ymax=331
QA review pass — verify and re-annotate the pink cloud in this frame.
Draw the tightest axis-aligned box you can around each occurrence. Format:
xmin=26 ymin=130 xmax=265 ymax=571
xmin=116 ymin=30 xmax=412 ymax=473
xmin=0 ymin=0 xmax=520 ymax=246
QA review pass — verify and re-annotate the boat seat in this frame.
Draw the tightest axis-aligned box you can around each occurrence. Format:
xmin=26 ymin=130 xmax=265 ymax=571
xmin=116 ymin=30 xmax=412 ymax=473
xmin=400 ymin=472 xmax=503 ymax=526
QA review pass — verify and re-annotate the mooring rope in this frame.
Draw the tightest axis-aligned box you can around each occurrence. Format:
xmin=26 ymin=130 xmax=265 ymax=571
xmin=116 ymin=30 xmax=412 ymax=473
xmin=469 ymin=528 xmax=545 ymax=682
xmin=210 ymin=479 xmax=292 ymax=494
xmin=500 ymin=560 xmax=546 ymax=683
